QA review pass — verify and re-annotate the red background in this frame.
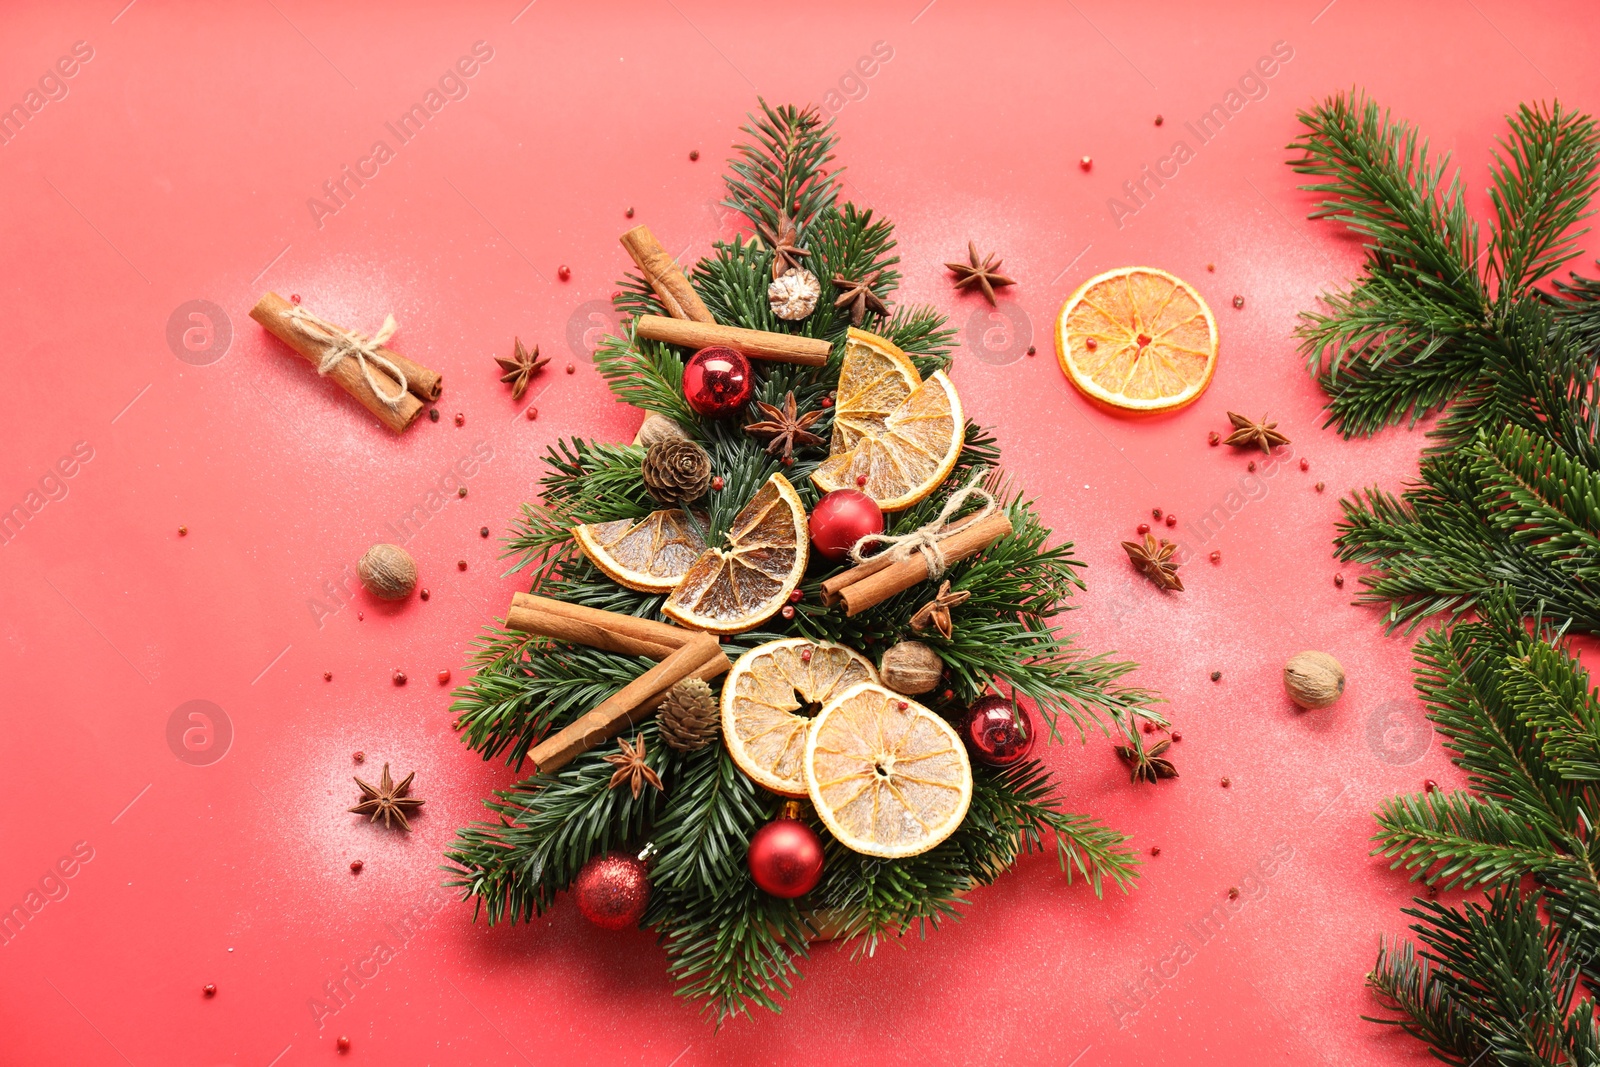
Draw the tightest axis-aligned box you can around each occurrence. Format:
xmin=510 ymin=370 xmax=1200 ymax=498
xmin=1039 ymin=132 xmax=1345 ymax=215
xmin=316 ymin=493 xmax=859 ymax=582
xmin=2 ymin=1 xmax=1594 ymax=1064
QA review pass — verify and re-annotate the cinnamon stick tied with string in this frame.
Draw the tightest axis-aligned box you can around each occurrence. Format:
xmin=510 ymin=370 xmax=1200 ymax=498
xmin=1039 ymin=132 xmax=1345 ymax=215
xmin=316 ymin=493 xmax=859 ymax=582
xmin=823 ymin=512 xmax=1014 ymax=616
xmin=506 ymin=592 xmax=698 ymax=660
xmin=528 ymin=632 xmax=728 ymax=775
xmin=619 ymin=225 xmax=715 ymax=322
xmin=634 ymin=315 xmax=831 ymax=366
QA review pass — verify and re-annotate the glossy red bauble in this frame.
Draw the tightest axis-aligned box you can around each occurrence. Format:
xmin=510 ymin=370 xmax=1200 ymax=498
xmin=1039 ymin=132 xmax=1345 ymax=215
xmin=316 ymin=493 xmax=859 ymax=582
xmin=573 ymin=852 xmax=651 ymax=930
xmin=682 ymin=346 xmax=753 ymax=417
xmin=747 ymin=818 xmax=824 ymax=898
xmin=809 ymin=490 xmax=884 ymax=561
xmin=961 ymin=695 xmax=1035 ymax=767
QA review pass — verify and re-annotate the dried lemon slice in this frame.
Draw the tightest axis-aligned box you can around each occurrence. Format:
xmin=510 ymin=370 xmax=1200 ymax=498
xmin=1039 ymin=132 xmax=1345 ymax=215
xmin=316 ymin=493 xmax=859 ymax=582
xmin=721 ymin=638 xmax=879 ymax=796
xmin=830 ymin=328 xmax=922 ymax=453
xmin=572 ymin=509 xmax=708 ymax=593
xmin=803 ymin=682 xmax=973 ymax=858
xmin=811 ymin=370 xmax=964 ymax=512
xmin=1055 ymin=266 xmax=1218 ymax=412
xmin=662 ymin=474 xmax=809 ymax=634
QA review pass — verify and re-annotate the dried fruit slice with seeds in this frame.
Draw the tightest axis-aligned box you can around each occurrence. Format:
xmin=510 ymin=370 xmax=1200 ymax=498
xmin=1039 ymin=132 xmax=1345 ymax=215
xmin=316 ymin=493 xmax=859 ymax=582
xmin=572 ymin=509 xmax=708 ymax=593
xmin=662 ymin=474 xmax=809 ymax=634
xmin=811 ymin=370 xmax=964 ymax=512
xmin=721 ymin=638 xmax=879 ymax=796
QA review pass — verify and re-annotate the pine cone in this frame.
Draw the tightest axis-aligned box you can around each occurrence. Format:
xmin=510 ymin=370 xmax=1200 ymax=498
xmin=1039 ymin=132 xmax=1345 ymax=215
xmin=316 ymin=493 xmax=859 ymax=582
xmin=642 ymin=440 xmax=712 ymax=503
xmin=657 ymin=678 xmax=720 ymax=752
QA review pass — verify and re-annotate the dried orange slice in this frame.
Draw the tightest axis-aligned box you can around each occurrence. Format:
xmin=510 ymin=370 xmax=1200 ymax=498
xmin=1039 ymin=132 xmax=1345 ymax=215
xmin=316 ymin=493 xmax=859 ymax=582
xmin=572 ymin=509 xmax=708 ymax=593
xmin=830 ymin=328 xmax=922 ymax=452
xmin=1056 ymin=266 xmax=1218 ymax=412
xmin=811 ymin=371 xmax=963 ymax=512
xmin=721 ymin=638 xmax=879 ymax=796
xmin=804 ymin=683 xmax=973 ymax=857
xmin=662 ymin=474 xmax=809 ymax=634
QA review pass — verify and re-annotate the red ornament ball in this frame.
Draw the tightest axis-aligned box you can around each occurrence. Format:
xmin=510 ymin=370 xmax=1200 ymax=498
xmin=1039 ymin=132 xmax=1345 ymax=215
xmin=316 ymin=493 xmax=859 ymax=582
xmin=682 ymin=346 xmax=752 ymax=417
xmin=961 ymin=695 xmax=1035 ymax=767
xmin=573 ymin=852 xmax=651 ymax=930
xmin=748 ymin=818 xmax=824 ymax=898
xmin=809 ymin=490 xmax=884 ymax=561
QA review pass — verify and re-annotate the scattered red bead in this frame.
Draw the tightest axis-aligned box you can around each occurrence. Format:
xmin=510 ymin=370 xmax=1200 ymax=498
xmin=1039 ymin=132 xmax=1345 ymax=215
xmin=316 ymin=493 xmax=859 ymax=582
xmin=290 ymin=293 xmax=302 ymax=305
xmin=1299 ymin=458 xmax=1310 ymax=471
xmin=324 ymin=670 xmax=333 ymax=681
xmin=896 ymin=700 xmax=909 ymax=711
xmin=1079 ymin=155 xmax=1092 ymax=170
xmin=711 ymin=476 xmax=725 ymax=491
xmin=1247 ymin=460 xmax=1257 ymax=472
xmin=1208 ymin=431 xmax=1220 ymax=446
xmin=526 ymin=406 xmax=538 ymax=420
xmin=558 ymin=265 xmax=571 ymax=280
xmin=203 ymin=984 xmax=216 ymax=997
xmin=1424 ymin=779 xmax=1438 ymax=793
xmin=566 ymin=363 xmax=575 ymax=374
xmin=942 ymin=689 xmax=954 ymax=701
xmin=781 ymin=605 xmax=796 ymax=620
xmin=689 ymin=149 xmax=699 ymax=161
xmin=1151 ymin=508 xmax=1162 ymax=520
xmin=419 ymin=589 xmax=430 ymax=601
xmin=349 ymin=860 xmax=363 ymax=874
xmin=1142 ymin=721 xmax=1155 ymax=734
xmin=1220 ymin=777 xmax=1231 ymax=788
xmin=1150 ymin=845 xmax=1161 ymax=856
xmin=800 ymin=648 xmax=813 ymax=663
xmin=788 ymin=589 xmax=803 ymax=603
xmin=1315 ymin=481 xmax=1326 ymax=493
xmin=1171 ymin=731 xmax=1182 ymax=742
xmin=454 ymin=412 xmax=465 ymax=426
xmin=1206 ymin=263 xmax=1215 ymax=272
xmin=856 ymin=475 xmax=868 ymax=487
xmin=1228 ymin=887 xmax=1240 ymax=900
xmin=393 ymin=670 xmax=407 ymax=685
xmin=1026 ymin=345 xmax=1036 ymax=356
xmin=178 ymin=525 xmax=188 ymax=536
xmin=456 ymin=560 xmax=467 ymax=571
xmin=781 ymin=455 xmax=793 ymax=467
xmin=1232 ymin=295 xmax=1245 ymax=309
xmin=1085 ymin=337 xmax=1097 ymax=350
xmin=625 ymin=207 xmax=634 ymax=218
xmin=458 ymin=486 xmax=467 ymax=497
xmin=357 ymin=612 xmax=364 ymax=620
xmin=1137 ymin=523 xmax=1150 ymax=534
xmin=820 ymin=396 xmax=833 ymax=408
xmin=1211 ymin=671 xmax=1222 ymax=682
xmin=353 ymin=751 xmax=364 ymax=763
xmin=480 ymin=526 xmax=490 ymax=538
xmin=337 ymin=1036 xmax=351 ymax=1053
xmin=1165 ymin=514 xmax=1177 ymax=527
xmin=1334 ymin=573 xmax=1345 ymax=587
xmin=1154 ymin=115 xmax=1164 ymax=126
xmin=429 ymin=408 xmax=440 ymax=422
xmin=438 ymin=669 xmax=451 ymax=684
xmin=1210 ymin=550 xmax=1221 ymax=563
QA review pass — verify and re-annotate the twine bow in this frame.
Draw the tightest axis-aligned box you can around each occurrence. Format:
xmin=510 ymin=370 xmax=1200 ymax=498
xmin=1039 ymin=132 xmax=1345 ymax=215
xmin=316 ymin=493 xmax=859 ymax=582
xmin=848 ymin=469 xmax=997 ymax=578
xmin=285 ymin=305 xmax=408 ymax=407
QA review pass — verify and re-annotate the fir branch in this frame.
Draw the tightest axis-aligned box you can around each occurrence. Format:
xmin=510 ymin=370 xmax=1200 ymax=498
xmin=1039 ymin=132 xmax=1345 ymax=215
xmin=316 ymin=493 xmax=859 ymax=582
xmin=1488 ymin=101 xmax=1600 ymax=296
xmin=593 ymin=330 xmax=698 ymax=425
xmin=720 ymin=99 xmax=840 ymax=235
xmin=1366 ymin=936 xmax=1486 ymax=1065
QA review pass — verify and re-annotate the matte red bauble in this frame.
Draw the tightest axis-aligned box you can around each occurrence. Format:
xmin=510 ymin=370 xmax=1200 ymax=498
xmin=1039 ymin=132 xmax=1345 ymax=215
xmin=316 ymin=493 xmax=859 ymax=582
xmin=682 ymin=346 xmax=753 ymax=417
xmin=573 ymin=851 xmax=651 ymax=930
xmin=747 ymin=818 xmax=824 ymax=898
xmin=809 ymin=489 xmax=885 ymax=561
xmin=962 ymin=695 xmax=1035 ymax=767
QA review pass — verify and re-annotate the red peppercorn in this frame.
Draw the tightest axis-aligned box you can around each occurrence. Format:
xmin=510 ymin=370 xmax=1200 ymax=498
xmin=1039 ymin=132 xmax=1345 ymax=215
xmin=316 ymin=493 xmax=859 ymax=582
xmin=419 ymin=589 xmax=430 ymax=601
xmin=1171 ymin=731 xmax=1182 ymax=742
xmin=1228 ymin=887 xmax=1239 ymax=900
xmin=788 ymin=589 xmax=802 ymax=603
xmin=480 ymin=526 xmax=490 ymax=538
xmin=203 ymin=984 xmax=216 ymax=997
xmin=1208 ymin=431 xmax=1220 ymax=446
xmin=290 ymin=293 xmax=301 ymax=305
xmin=1026 ymin=345 xmax=1036 ymax=356
xmin=526 ymin=406 xmax=538 ymax=420
xmin=1220 ymin=777 xmax=1231 ymax=788
xmin=1211 ymin=671 xmax=1222 ymax=682
xmin=856 ymin=475 xmax=868 ymax=487
xmin=1079 ymin=155 xmax=1092 ymax=170
xmin=1154 ymin=115 xmax=1164 ymax=126
xmin=1247 ymin=461 xmax=1257 ymax=472
xmin=454 ymin=412 xmax=465 ymax=426
xmin=1150 ymin=845 xmax=1161 ymax=856
xmin=456 ymin=560 xmax=467 ymax=571
xmin=896 ymin=700 xmax=909 ymax=711
xmin=625 ymin=207 xmax=634 ymax=218
xmin=1334 ymin=573 xmax=1345 ymax=587
xmin=689 ymin=149 xmax=699 ymax=161
xmin=781 ymin=456 xmax=793 ymax=467
xmin=357 ymin=612 xmax=364 ymax=620
xmin=457 ymin=486 xmax=467 ymax=497
xmin=438 ymin=669 xmax=451 ymax=684
xmin=324 ymin=671 xmax=333 ymax=681
xmin=1424 ymin=779 xmax=1438 ymax=793
xmin=1085 ymin=337 xmax=1097 ymax=350
xmin=349 ymin=860 xmax=363 ymax=874
xmin=1137 ymin=523 xmax=1150 ymax=534
xmin=1232 ymin=295 xmax=1245 ymax=309
xmin=1209 ymin=550 xmax=1221 ymax=563
xmin=429 ymin=408 xmax=440 ymax=422
xmin=800 ymin=648 xmax=813 ymax=663
xmin=178 ymin=525 xmax=188 ymax=536
xmin=942 ymin=689 xmax=954 ymax=701
xmin=393 ymin=670 xmax=407 ymax=685
xmin=353 ymin=752 xmax=364 ymax=763
xmin=337 ymin=1036 xmax=351 ymax=1052
xmin=1299 ymin=458 xmax=1310 ymax=471
xmin=1315 ymin=481 xmax=1326 ymax=493
xmin=566 ymin=363 xmax=575 ymax=375
xmin=1151 ymin=508 xmax=1162 ymax=520
xmin=1142 ymin=721 xmax=1155 ymax=734
xmin=1206 ymin=263 xmax=1215 ymax=272
xmin=711 ymin=476 xmax=724 ymax=491
xmin=781 ymin=605 xmax=796 ymax=620
xmin=820 ymin=396 xmax=833 ymax=408
xmin=558 ymin=265 xmax=571 ymax=280
xmin=1165 ymin=514 xmax=1176 ymax=527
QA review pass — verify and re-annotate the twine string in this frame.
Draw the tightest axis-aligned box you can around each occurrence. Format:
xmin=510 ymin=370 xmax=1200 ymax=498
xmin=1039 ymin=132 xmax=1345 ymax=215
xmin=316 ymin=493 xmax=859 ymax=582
xmin=285 ymin=305 xmax=408 ymax=407
xmin=848 ymin=469 xmax=997 ymax=577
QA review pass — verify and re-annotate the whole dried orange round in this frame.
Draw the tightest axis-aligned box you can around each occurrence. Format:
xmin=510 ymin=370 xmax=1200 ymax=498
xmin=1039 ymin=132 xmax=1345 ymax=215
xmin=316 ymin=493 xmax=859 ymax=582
xmin=572 ymin=509 xmax=707 ymax=593
xmin=721 ymin=638 xmax=879 ymax=796
xmin=1056 ymin=266 xmax=1217 ymax=412
xmin=803 ymin=682 xmax=973 ymax=858
xmin=663 ymin=474 xmax=808 ymax=634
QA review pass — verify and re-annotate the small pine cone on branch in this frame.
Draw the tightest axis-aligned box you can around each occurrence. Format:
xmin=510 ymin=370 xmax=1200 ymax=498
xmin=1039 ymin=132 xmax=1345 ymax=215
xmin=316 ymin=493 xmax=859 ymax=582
xmin=657 ymin=678 xmax=720 ymax=751
xmin=642 ymin=440 xmax=712 ymax=503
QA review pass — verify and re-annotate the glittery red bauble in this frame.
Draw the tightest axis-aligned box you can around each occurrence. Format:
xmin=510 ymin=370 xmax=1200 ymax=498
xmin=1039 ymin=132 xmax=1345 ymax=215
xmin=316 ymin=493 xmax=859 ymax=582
xmin=682 ymin=346 xmax=753 ymax=417
xmin=961 ymin=696 xmax=1035 ymax=767
xmin=747 ymin=818 xmax=824 ymax=898
xmin=573 ymin=852 xmax=651 ymax=930
xmin=808 ymin=490 xmax=884 ymax=561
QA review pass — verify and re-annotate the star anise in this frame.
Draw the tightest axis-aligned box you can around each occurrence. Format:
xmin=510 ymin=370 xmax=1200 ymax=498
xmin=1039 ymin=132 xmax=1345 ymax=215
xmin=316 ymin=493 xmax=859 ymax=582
xmin=1122 ymin=532 xmax=1184 ymax=591
xmin=1222 ymin=411 xmax=1290 ymax=453
xmin=603 ymin=735 xmax=664 ymax=799
xmin=742 ymin=391 xmax=825 ymax=459
xmin=495 ymin=337 xmax=548 ymax=400
xmin=945 ymin=241 xmax=1016 ymax=306
xmin=832 ymin=270 xmax=889 ymax=326
xmin=909 ymin=580 xmax=971 ymax=639
xmin=348 ymin=763 xmax=426 ymax=831
xmin=755 ymin=209 xmax=810 ymax=279
xmin=1115 ymin=738 xmax=1179 ymax=784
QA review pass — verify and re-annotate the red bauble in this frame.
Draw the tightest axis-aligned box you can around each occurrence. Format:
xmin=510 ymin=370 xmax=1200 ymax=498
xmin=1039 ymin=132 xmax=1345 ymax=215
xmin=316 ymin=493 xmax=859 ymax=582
xmin=809 ymin=490 xmax=885 ymax=561
xmin=747 ymin=818 xmax=824 ymax=898
xmin=682 ymin=346 xmax=753 ymax=417
xmin=961 ymin=695 xmax=1035 ymax=766
xmin=573 ymin=852 xmax=651 ymax=930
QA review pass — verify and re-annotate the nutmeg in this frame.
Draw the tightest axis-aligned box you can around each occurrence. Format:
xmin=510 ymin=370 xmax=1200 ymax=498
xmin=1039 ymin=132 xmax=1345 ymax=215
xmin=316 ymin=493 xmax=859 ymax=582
xmin=635 ymin=412 xmax=690 ymax=449
xmin=358 ymin=543 xmax=417 ymax=600
xmin=879 ymin=640 xmax=943 ymax=695
xmin=767 ymin=267 xmax=821 ymax=321
xmin=1283 ymin=650 xmax=1345 ymax=709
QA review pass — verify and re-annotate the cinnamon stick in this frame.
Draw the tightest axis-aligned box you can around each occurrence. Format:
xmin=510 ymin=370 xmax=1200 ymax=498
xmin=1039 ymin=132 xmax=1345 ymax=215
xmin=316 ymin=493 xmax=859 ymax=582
xmin=619 ymin=225 xmax=714 ymax=323
xmin=835 ymin=512 xmax=1015 ymax=616
xmin=528 ymin=632 xmax=728 ymax=774
xmin=635 ymin=315 xmax=831 ymax=367
xmin=507 ymin=592 xmax=695 ymax=660
xmin=250 ymin=293 xmax=429 ymax=433
xmin=820 ymin=512 xmax=988 ymax=606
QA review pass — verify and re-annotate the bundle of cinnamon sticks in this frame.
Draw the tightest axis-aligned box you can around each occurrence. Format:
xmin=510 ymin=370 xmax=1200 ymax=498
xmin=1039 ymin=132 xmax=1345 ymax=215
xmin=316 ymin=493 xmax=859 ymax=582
xmin=505 ymin=593 xmax=730 ymax=775
xmin=821 ymin=512 xmax=1014 ymax=616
